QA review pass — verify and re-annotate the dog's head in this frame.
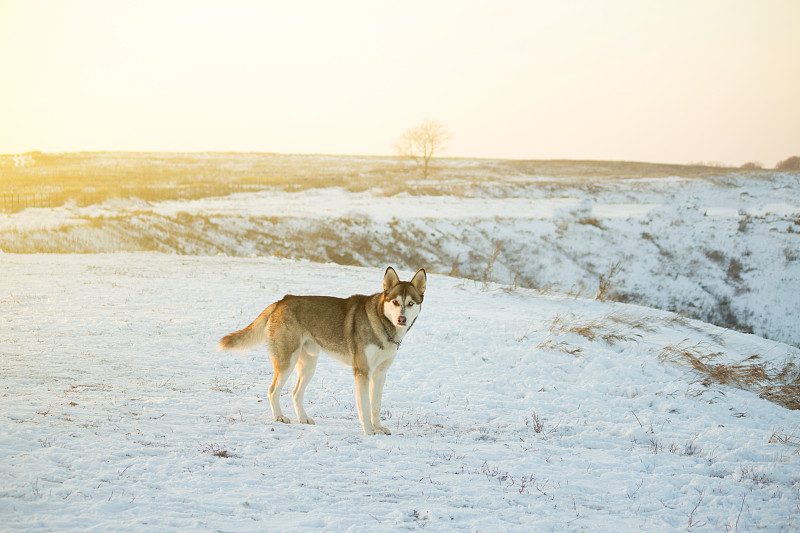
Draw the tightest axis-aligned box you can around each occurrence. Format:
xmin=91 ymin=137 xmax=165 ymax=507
xmin=382 ymin=267 xmax=426 ymax=328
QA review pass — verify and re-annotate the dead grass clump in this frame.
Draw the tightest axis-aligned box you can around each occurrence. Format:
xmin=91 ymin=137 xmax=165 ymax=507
xmin=536 ymin=338 xmax=583 ymax=356
xmin=543 ymin=313 xmax=642 ymax=347
xmin=659 ymin=342 xmax=725 ymax=373
xmin=658 ymin=341 xmax=800 ymax=410
xmin=659 ymin=343 xmax=765 ymax=388
xmin=577 ymin=216 xmax=604 ymax=229
xmin=760 ymin=385 xmax=800 ymax=410
xmin=607 ymin=312 xmax=658 ymax=334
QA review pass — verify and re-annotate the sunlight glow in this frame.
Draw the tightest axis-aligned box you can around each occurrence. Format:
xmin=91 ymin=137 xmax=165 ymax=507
xmin=1 ymin=0 xmax=798 ymax=165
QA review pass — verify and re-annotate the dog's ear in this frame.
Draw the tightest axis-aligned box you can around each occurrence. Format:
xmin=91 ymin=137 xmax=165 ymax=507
xmin=410 ymin=268 xmax=427 ymax=295
xmin=383 ymin=266 xmax=400 ymax=292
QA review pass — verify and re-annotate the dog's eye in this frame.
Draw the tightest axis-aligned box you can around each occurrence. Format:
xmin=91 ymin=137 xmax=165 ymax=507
xmin=392 ymin=300 xmax=400 ymax=306
xmin=408 ymin=302 xmax=415 ymax=307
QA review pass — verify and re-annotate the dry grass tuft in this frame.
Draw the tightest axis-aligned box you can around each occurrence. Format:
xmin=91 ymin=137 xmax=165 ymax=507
xmin=658 ymin=341 xmax=800 ymax=410
xmin=545 ymin=313 xmax=648 ymax=346
xmin=536 ymin=338 xmax=583 ymax=356
xmin=760 ymin=385 xmax=800 ymax=410
xmin=577 ymin=216 xmax=604 ymax=229
xmin=535 ymin=312 xmax=658 ymax=357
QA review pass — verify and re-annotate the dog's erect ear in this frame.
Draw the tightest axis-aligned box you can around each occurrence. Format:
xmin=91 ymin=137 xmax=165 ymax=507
xmin=410 ymin=268 xmax=427 ymax=295
xmin=383 ymin=266 xmax=400 ymax=292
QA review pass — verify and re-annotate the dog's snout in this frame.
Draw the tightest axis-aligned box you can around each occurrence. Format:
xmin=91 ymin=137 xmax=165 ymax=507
xmin=397 ymin=315 xmax=407 ymax=326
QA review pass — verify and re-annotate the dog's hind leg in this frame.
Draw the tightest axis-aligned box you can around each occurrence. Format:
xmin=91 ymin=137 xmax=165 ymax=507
xmin=268 ymin=353 xmax=295 ymax=424
xmin=292 ymin=349 xmax=318 ymax=424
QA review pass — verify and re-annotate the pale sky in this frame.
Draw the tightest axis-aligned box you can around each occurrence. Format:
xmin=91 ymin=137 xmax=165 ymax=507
xmin=2 ymin=0 xmax=799 ymax=166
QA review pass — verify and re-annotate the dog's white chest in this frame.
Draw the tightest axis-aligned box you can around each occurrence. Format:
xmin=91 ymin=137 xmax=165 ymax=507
xmin=364 ymin=343 xmax=396 ymax=372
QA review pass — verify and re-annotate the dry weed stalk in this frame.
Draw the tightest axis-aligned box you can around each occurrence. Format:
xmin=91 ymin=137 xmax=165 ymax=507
xmin=481 ymin=241 xmax=503 ymax=290
xmin=595 ymin=260 xmax=623 ymax=301
xmin=768 ymin=429 xmax=800 ymax=451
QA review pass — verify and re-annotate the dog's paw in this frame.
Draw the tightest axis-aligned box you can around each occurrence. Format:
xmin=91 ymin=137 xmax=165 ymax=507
xmin=299 ymin=417 xmax=315 ymax=425
xmin=275 ymin=415 xmax=291 ymax=424
xmin=374 ymin=425 xmax=391 ymax=435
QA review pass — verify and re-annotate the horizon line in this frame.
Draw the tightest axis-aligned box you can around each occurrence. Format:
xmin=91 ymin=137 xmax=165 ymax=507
xmin=1 ymin=149 xmax=778 ymax=170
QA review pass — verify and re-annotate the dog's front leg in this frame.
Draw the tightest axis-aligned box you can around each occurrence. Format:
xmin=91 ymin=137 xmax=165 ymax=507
xmin=354 ymin=373 xmax=376 ymax=435
xmin=369 ymin=365 xmax=391 ymax=434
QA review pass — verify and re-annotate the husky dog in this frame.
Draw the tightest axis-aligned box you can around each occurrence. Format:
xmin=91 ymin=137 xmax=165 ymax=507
xmin=218 ymin=267 xmax=426 ymax=435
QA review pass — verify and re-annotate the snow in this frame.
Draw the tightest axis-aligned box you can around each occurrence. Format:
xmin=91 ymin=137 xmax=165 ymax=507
xmin=590 ymin=203 xmax=659 ymax=218
xmin=7 ymin=170 xmax=798 ymax=345
xmin=153 ymin=190 xmax=586 ymax=221
xmin=2 ymin=253 xmax=799 ymax=532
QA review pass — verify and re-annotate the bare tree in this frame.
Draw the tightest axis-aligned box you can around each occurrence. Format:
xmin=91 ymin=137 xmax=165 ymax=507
xmin=394 ymin=119 xmax=451 ymax=178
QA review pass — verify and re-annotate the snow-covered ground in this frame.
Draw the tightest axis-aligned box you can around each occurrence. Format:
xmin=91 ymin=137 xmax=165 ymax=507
xmin=2 ymin=171 xmax=799 ymax=345
xmin=1 ymin=254 xmax=799 ymax=531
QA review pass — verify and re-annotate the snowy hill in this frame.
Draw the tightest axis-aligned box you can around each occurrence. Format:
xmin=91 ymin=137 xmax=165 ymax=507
xmin=2 ymin=163 xmax=799 ymax=346
xmin=2 ymin=254 xmax=798 ymax=531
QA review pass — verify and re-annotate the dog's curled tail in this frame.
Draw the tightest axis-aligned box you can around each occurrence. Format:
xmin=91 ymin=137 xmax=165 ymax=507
xmin=217 ymin=304 xmax=275 ymax=352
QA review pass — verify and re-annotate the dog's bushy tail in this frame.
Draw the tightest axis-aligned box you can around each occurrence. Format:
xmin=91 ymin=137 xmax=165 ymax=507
xmin=217 ymin=304 xmax=275 ymax=352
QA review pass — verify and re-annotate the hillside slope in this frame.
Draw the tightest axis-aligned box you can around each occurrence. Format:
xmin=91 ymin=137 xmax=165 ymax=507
xmin=2 ymin=168 xmax=799 ymax=345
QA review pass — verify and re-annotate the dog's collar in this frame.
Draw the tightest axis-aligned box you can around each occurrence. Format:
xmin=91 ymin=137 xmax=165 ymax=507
xmin=381 ymin=317 xmax=402 ymax=349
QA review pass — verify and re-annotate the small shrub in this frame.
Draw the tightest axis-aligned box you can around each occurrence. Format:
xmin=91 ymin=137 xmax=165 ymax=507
xmin=738 ymin=215 xmax=751 ymax=233
xmin=726 ymin=258 xmax=743 ymax=282
xmin=200 ymin=442 xmax=235 ymax=458
xmin=705 ymin=250 xmax=726 ymax=265
xmin=776 ymin=156 xmax=800 ymax=170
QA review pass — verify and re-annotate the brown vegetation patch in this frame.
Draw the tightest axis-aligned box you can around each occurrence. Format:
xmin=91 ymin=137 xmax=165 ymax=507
xmin=658 ymin=341 xmax=800 ymax=410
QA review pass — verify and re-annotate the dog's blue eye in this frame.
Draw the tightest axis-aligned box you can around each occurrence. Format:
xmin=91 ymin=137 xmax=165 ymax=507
xmin=408 ymin=302 xmax=415 ymax=307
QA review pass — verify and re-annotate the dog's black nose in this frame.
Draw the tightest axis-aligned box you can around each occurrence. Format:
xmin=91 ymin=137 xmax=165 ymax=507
xmin=397 ymin=316 xmax=407 ymax=326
